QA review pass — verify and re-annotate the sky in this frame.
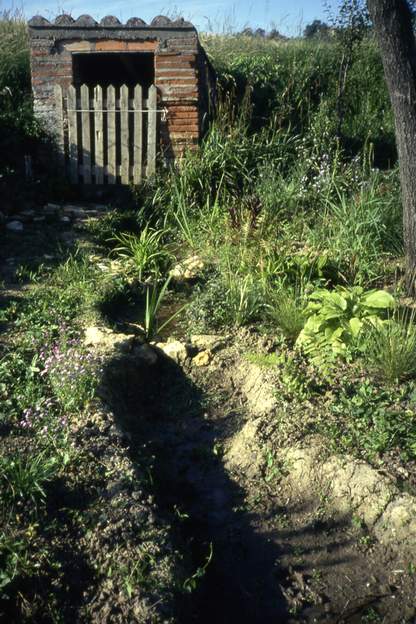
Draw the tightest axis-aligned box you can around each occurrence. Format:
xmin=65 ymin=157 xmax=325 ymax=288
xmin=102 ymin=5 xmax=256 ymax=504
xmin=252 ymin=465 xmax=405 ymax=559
xmin=1 ymin=0 xmax=337 ymax=36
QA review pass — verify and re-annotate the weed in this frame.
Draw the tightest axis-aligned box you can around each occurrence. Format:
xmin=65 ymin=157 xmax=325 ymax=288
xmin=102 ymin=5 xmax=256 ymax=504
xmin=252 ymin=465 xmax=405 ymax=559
xmin=267 ymin=288 xmax=305 ymax=342
xmin=0 ymin=452 xmax=60 ymax=508
xmin=0 ymin=531 xmax=34 ymax=591
xmin=361 ymin=607 xmax=382 ymax=622
xmin=144 ymin=276 xmax=186 ymax=340
xmin=112 ymin=225 xmax=173 ymax=281
xmin=245 ymin=352 xmax=281 ymax=368
xmin=325 ymin=379 xmax=416 ymax=461
xmin=364 ymin=312 xmax=416 ymax=384
xmin=263 ymin=451 xmax=287 ymax=484
xmin=183 ymin=543 xmax=213 ymax=593
xmin=41 ymin=339 xmax=101 ymax=413
xmin=296 ymin=286 xmax=395 ymax=371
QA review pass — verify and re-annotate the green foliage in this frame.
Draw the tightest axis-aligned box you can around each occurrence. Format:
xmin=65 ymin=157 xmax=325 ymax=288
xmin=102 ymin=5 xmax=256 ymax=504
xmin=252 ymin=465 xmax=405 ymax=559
xmin=112 ymin=226 xmax=173 ymax=281
xmin=0 ymin=531 xmax=35 ymax=592
xmin=326 ymin=379 xmax=416 ymax=461
xmin=183 ymin=543 xmax=213 ymax=593
xmin=267 ymin=289 xmax=306 ymax=342
xmin=144 ymin=276 xmax=186 ymax=340
xmin=310 ymin=174 xmax=403 ymax=283
xmin=45 ymin=343 xmax=101 ymax=414
xmin=0 ymin=452 xmax=61 ymax=508
xmin=85 ymin=208 xmax=142 ymax=246
xmin=245 ymin=352 xmax=282 ymax=367
xmin=296 ymin=287 xmax=395 ymax=369
xmin=364 ymin=313 xmax=416 ymax=384
xmin=0 ymin=10 xmax=40 ymax=183
xmin=186 ymin=266 xmax=263 ymax=331
xmin=203 ymin=35 xmax=394 ymax=159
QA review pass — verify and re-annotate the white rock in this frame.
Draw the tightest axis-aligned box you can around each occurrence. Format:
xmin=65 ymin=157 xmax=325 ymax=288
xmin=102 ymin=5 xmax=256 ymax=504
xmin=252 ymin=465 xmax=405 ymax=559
xmin=6 ymin=220 xmax=23 ymax=232
xmin=157 ymin=340 xmax=189 ymax=364
xmin=170 ymin=255 xmax=204 ymax=282
xmin=191 ymin=334 xmax=227 ymax=352
xmin=193 ymin=350 xmax=213 ymax=367
xmin=84 ymin=326 xmax=136 ymax=353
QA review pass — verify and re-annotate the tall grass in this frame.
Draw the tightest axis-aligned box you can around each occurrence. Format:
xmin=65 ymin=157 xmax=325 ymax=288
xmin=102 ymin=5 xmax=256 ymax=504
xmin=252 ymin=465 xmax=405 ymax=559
xmin=309 ymin=174 xmax=403 ymax=285
xmin=364 ymin=313 xmax=416 ymax=384
xmin=0 ymin=10 xmax=29 ymax=97
xmin=203 ymin=34 xmax=394 ymax=163
xmin=0 ymin=10 xmax=38 ymax=197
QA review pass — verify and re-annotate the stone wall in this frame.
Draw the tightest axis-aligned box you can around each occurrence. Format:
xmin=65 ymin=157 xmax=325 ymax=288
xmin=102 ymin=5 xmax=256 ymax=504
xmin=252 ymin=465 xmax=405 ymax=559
xmin=28 ymin=14 xmax=215 ymax=167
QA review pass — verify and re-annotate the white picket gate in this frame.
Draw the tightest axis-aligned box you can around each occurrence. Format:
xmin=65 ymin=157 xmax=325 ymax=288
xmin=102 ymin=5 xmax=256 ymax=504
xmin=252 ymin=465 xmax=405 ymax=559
xmin=54 ymin=83 xmax=159 ymax=185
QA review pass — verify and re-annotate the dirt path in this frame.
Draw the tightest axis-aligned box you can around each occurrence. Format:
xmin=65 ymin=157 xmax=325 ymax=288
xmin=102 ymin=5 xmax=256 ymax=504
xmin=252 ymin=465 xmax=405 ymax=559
xmin=103 ymin=333 xmax=416 ymax=623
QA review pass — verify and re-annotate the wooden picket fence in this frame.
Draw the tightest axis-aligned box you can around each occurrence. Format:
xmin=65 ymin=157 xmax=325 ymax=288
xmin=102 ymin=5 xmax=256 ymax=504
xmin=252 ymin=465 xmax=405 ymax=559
xmin=54 ymin=83 xmax=159 ymax=185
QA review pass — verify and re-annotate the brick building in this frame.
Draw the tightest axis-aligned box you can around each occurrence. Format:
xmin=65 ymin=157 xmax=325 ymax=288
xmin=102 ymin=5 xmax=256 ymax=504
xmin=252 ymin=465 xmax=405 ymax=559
xmin=28 ymin=14 xmax=215 ymax=184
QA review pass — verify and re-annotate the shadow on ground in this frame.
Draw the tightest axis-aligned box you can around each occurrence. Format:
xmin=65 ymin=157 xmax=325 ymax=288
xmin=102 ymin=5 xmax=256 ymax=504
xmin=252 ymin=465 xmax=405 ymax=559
xmin=102 ymin=349 xmax=364 ymax=624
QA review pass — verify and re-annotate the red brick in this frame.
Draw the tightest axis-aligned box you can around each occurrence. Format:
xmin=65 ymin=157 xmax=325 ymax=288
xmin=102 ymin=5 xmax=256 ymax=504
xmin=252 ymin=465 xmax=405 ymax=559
xmin=156 ymin=53 xmax=196 ymax=62
xmin=155 ymin=70 xmax=196 ymax=78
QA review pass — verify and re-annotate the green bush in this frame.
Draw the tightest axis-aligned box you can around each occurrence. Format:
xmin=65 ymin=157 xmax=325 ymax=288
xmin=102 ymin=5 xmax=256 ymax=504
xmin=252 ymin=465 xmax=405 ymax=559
xmin=296 ymin=286 xmax=395 ymax=370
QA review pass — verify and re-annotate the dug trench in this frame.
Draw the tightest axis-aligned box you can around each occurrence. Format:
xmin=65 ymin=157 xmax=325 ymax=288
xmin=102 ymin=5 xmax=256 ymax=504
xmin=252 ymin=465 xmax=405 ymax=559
xmin=100 ymin=329 xmax=416 ymax=624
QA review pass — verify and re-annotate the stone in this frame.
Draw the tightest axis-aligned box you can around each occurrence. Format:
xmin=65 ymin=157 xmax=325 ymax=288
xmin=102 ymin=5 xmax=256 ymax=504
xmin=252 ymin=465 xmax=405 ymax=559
xmin=20 ymin=209 xmax=35 ymax=218
xmin=375 ymin=494 xmax=416 ymax=546
xmin=100 ymin=16 xmax=121 ymax=26
xmin=170 ymin=255 xmax=204 ymax=282
xmin=84 ymin=326 xmax=136 ymax=353
xmin=191 ymin=334 xmax=227 ymax=353
xmin=171 ymin=18 xmax=194 ymax=27
xmin=126 ymin=17 xmax=147 ymax=26
xmin=193 ymin=350 xmax=213 ymax=367
xmin=28 ymin=15 xmax=50 ymax=26
xmin=157 ymin=340 xmax=189 ymax=364
xmin=54 ymin=14 xmax=75 ymax=25
xmin=63 ymin=205 xmax=87 ymax=218
xmin=6 ymin=220 xmax=23 ymax=232
xmin=60 ymin=216 xmax=71 ymax=224
xmin=151 ymin=15 xmax=172 ymax=26
xmin=33 ymin=216 xmax=46 ymax=223
xmin=74 ymin=14 xmax=97 ymax=27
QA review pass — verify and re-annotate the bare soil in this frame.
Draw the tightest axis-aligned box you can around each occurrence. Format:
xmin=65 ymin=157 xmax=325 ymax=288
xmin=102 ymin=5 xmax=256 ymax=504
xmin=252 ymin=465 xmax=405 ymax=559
xmin=109 ymin=331 xmax=416 ymax=623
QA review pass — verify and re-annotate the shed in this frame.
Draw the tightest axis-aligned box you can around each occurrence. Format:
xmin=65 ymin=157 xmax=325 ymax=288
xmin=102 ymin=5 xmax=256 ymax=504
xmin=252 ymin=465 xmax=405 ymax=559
xmin=28 ymin=14 xmax=215 ymax=185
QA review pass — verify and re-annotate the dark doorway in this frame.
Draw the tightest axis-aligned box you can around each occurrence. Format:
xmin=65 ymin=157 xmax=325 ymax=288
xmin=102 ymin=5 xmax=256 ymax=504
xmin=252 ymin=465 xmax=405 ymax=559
xmin=72 ymin=52 xmax=155 ymax=88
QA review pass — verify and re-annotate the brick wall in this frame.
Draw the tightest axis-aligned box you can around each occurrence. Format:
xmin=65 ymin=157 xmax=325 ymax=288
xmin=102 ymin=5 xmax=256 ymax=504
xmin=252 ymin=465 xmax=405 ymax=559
xmin=28 ymin=15 xmax=214 ymax=171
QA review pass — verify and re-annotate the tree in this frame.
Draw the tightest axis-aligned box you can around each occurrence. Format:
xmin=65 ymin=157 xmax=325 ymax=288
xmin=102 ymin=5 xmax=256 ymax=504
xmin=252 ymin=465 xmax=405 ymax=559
xmin=367 ymin=0 xmax=416 ymax=291
xmin=268 ymin=28 xmax=284 ymax=40
xmin=303 ymin=19 xmax=330 ymax=38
